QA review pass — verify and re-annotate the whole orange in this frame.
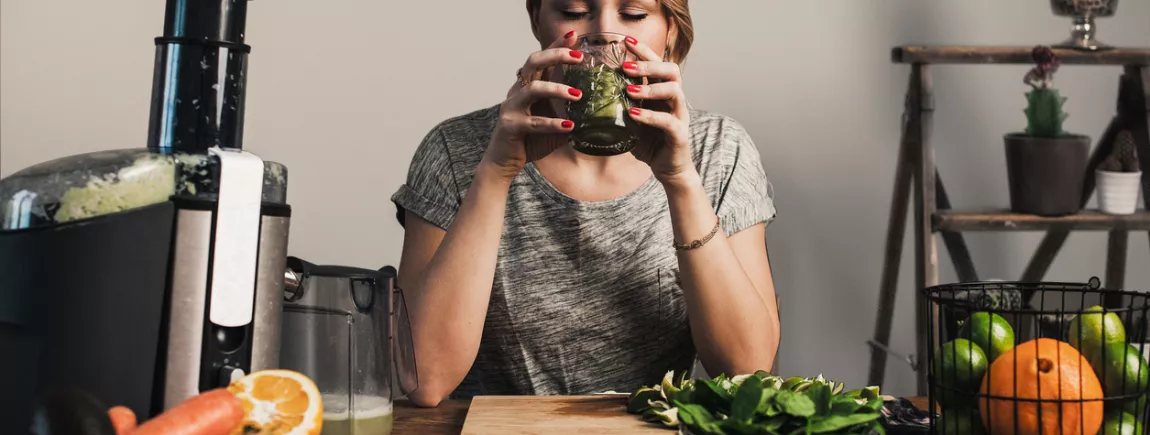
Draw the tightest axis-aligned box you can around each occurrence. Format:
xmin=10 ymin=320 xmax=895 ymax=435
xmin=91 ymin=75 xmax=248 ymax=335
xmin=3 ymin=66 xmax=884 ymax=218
xmin=978 ymin=338 xmax=1104 ymax=435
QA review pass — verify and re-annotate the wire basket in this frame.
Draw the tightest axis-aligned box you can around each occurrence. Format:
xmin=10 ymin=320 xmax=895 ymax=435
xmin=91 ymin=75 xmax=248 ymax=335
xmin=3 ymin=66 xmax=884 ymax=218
xmin=922 ymin=277 xmax=1150 ymax=434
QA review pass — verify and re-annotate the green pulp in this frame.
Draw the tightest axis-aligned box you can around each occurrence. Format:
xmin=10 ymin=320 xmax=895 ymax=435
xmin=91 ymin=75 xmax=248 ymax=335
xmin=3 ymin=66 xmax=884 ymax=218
xmin=564 ymin=64 xmax=641 ymax=156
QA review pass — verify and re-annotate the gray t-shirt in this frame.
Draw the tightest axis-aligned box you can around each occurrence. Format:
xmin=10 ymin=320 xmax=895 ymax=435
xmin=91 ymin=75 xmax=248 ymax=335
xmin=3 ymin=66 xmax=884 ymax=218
xmin=391 ymin=104 xmax=777 ymax=398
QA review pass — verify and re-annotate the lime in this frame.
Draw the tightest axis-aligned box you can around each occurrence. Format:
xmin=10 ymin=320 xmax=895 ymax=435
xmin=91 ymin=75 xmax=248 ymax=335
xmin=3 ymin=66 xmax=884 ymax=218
xmin=1108 ymin=395 xmax=1147 ymax=417
xmin=1090 ymin=343 xmax=1150 ymax=396
xmin=957 ymin=312 xmax=1015 ymax=362
xmin=936 ymin=406 xmax=986 ymax=435
xmin=933 ymin=339 xmax=988 ymax=408
xmin=1102 ymin=412 xmax=1144 ymax=435
xmin=1068 ymin=306 xmax=1126 ymax=362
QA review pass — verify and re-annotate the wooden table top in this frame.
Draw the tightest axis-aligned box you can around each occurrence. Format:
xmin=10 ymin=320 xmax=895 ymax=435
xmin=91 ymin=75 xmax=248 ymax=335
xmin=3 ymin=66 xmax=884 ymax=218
xmin=391 ymin=396 xmax=930 ymax=435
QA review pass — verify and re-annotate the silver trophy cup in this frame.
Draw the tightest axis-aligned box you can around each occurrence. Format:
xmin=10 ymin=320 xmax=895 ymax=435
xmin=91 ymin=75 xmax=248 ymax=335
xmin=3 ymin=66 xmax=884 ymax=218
xmin=1050 ymin=0 xmax=1119 ymax=51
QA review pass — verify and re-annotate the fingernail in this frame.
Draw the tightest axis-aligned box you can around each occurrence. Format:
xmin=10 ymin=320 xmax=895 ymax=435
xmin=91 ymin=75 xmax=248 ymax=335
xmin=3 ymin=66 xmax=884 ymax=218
xmin=623 ymin=61 xmax=638 ymax=70
xmin=627 ymin=85 xmax=641 ymax=93
xmin=562 ymin=120 xmax=574 ymax=128
xmin=625 ymin=36 xmax=638 ymax=45
xmin=629 ymin=107 xmax=642 ymax=116
xmin=568 ymin=88 xmax=582 ymax=97
xmin=565 ymin=30 xmax=575 ymax=38
xmin=570 ymin=50 xmax=583 ymax=59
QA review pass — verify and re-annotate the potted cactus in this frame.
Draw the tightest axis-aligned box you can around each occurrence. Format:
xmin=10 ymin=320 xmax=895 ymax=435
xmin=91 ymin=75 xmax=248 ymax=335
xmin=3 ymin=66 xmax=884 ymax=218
xmin=1095 ymin=130 xmax=1143 ymax=215
xmin=1004 ymin=46 xmax=1090 ymax=216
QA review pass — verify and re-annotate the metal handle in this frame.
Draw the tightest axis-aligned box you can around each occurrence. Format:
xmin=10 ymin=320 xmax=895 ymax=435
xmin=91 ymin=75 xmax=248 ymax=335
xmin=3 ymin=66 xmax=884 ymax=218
xmin=284 ymin=269 xmax=301 ymax=292
xmin=283 ymin=269 xmax=304 ymax=302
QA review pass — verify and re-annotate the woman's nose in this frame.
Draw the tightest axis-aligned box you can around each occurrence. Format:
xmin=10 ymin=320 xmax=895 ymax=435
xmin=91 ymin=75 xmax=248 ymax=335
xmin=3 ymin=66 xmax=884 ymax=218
xmin=582 ymin=31 xmax=626 ymax=45
xmin=584 ymin=12 xmax=627 ymax=40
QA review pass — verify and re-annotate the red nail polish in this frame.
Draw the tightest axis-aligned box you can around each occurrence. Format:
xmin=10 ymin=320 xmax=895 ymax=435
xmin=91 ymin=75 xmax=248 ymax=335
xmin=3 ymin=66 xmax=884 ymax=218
xmin=629 ymin=107 xmax=642 ymax=116
xmin=627 ymin=85 xmax=641 ymax=93
xmin=625 ymin=36 xmax=638 ymax=45
xmin=562 ymin=120 xmax=574 ymax=128
xmin=565 ymin=30 xmax=575 ymax=38
xmin=570 ymin=50 xmax=583 ymax=59
xmin=568 ymin=88 xmax=582 ymax=97
xmin=623 ymin=61 xmax=638 ymax=70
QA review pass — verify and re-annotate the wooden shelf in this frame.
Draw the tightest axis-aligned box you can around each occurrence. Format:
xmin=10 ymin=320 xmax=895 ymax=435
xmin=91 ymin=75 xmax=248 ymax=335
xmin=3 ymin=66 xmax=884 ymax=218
xmin=892 ymin=46 xmax=1150 ymax=65
xmin=934 ymin=209 xmax=1150 ymax=232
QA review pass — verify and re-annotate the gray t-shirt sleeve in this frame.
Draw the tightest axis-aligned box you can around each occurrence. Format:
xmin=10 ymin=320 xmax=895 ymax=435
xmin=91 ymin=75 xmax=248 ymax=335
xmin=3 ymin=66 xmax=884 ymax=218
xmin=390 ymin=126 xmax=460 ymax=230
xmin=714 ymin=124 xmax=778 ymax=236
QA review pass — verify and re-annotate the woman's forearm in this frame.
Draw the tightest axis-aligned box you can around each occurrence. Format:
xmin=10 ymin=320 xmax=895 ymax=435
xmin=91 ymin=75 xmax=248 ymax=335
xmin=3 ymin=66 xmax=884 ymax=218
xmin=407 ymin=161 xmax=512 ymax=406
xmin=662 ymin=171 xmax=781 ymax=376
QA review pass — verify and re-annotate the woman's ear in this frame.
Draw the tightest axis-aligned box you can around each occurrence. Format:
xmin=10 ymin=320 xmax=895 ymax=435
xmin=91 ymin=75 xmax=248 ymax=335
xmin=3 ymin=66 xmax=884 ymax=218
xmin=664 ymin=19 xmax=678 ymax=62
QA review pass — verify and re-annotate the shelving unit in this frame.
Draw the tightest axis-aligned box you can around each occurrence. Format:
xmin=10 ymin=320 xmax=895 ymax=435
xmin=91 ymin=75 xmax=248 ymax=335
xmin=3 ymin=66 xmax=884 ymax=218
xmin=935 ymin=209 xmax=1150 ymax=232
xmin=866 ymin=45 xmax=1150 ymax=395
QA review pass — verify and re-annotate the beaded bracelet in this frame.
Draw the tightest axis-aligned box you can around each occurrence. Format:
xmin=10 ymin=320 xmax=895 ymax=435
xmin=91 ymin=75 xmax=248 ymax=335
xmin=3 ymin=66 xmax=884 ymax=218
xmin=673 ymin=216 xmax=721 ymax=251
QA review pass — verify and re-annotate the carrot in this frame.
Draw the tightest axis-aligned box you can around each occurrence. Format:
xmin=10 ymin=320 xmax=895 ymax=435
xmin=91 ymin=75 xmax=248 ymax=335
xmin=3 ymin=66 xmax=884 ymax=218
xmin=132 ymin=389 xmax=245 ymax=435
xmin=107 ymin=406 xmax=137 ymax=435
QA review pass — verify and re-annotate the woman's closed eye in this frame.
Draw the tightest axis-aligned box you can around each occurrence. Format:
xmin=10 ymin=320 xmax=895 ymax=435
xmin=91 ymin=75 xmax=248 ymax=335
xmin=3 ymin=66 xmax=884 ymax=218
xmin=621 ymin=11 xmax=649 ymax=21
xmin=559 ymin=10 xmax=649 ymax=22
xmin=559 ymin=9 xmax=589 ymax=20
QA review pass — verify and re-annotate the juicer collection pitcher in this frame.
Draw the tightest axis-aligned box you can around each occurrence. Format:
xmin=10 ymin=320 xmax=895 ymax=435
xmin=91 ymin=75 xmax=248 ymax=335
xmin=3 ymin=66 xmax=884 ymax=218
xmin=281 ymin=257 xmax=418 ymax=435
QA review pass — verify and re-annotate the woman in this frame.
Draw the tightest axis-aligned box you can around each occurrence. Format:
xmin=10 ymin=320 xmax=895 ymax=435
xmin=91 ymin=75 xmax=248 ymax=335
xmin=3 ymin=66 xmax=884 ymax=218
xmin=392 ymin=0 xmax=780 ymax=407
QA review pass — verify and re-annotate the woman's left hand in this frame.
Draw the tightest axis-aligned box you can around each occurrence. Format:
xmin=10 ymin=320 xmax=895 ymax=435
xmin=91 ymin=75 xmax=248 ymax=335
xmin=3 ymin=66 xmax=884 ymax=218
xmin=622 ymin=35 xmax=695 ymax=186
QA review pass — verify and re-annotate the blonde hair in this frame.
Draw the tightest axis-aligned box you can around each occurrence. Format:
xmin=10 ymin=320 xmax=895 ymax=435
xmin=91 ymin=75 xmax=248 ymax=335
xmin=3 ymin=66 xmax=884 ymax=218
xmin=525 ymin=0 xmax=695 ymax=64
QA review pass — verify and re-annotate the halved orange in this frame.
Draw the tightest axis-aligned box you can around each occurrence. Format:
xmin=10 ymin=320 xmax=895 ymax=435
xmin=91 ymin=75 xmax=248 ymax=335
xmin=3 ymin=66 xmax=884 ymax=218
xmin=227 ymin=369 xmax=323 ymax=435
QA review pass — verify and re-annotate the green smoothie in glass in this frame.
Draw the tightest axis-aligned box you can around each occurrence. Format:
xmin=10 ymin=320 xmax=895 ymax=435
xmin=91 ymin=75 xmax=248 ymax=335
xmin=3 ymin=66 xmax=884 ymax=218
xmin=561 ymin=32 xmax=644 ymax=156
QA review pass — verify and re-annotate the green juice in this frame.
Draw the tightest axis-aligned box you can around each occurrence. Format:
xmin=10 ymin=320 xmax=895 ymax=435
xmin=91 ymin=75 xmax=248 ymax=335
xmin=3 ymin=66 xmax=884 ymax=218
xmin=563 ymin=64 xmax=641 ymax=156
xmin=321 ymin=394 xmax=394 ymax=435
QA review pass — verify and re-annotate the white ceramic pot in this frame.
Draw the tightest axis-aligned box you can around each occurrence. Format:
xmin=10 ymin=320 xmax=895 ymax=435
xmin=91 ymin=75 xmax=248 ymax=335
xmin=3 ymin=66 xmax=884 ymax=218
xmin=1095 ymin=170 xmax=1143 ymax=215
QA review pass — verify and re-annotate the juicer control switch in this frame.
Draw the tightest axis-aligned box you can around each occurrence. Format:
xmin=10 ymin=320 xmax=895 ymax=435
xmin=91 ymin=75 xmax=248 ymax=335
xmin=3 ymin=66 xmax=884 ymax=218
xmin=220 ymin=366 xmax=246 ymax=386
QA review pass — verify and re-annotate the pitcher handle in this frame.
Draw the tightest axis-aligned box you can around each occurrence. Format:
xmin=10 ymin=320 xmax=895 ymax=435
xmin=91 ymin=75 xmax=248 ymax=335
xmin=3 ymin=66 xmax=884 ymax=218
xmin=382 ymin=266 xmax=419 ymax=397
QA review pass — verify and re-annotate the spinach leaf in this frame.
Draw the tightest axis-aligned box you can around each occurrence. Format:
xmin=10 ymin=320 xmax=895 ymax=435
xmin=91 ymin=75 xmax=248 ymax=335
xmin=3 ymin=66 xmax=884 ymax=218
xmin=631 ymin=370 xmax=887 ymax=435
xmin=760 ymin=415 xmax=787 ymax=432
xmin=829 ymin=399 xmax=862 ymax=416
xmin=774 ymin=390 xmax=816 ymax=418
xmin=780 ymin=377 xmax=804 ymax=391
xmin=626 ymin=386 xmax=664 ymax=414
xmin=693 ymin=379 xmax=734 ymax=415
xmin=803 ymin=383 xmax=832 ymax=417
xmin=677 ymin=403 xmax=725 ymax=435
xmin=762 ymin=401 xmax=782 ymax=418
xmin=756 ymin=388 xmax=778 ymax=415
xmin=806 ymin=412 xmax=882 ymax=433
xmin=731 ymin=376 xmax=766 ymax=423
xmin=862 ymin=396 xmax=885 ymax=413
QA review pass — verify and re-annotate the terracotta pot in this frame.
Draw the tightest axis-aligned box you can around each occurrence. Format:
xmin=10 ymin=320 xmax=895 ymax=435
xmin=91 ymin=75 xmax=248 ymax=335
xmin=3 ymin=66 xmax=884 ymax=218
xmin=1004 ymin=133 xmax=1090 ymax=216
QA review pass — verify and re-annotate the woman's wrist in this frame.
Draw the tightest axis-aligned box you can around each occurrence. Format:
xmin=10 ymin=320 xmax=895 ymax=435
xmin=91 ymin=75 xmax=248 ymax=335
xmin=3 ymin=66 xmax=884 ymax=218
xmin=660 ymin=167 xmax=721 ymax=247
xmin=657 ymin=166 xmax=703 ymax=196
xmin=476 ymin=156 xmax=522 ymax=187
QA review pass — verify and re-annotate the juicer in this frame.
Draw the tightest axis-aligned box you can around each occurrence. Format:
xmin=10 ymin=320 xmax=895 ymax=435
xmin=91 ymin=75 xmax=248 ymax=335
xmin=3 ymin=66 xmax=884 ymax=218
xmin=0 ymin=0 xmax=290 ymax=431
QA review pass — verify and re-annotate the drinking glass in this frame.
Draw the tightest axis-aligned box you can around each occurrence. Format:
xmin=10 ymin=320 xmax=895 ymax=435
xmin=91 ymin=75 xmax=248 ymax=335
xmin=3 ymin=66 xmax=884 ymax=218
xmin=561 ymin=32 xmax=644 ymax=156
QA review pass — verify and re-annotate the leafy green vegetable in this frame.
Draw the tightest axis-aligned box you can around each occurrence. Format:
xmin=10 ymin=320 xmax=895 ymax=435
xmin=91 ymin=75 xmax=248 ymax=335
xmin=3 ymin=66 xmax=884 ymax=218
xmin=695 ymin=379 xmax=734 ymax=415
xmin=775 ymin=390 xmax=816 ymax=418
xmin=730 ymin=376 xmax=765 ymax=423
xmin=644 ymin=406 xmax=680 ymax=427
xmin=806 ymin=383 xmax=832 ymax=416
xmin=807 ymin=413 xmax=883 ymax=433
xmin=627 ymin=386 xmax=664 ymax=413
xmin=627 ymin=370 xmax=886 ymax=434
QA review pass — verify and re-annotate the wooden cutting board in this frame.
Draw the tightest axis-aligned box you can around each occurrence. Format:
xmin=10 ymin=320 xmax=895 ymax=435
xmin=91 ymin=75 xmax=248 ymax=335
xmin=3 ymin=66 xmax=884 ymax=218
xmin=460 ymin=395 xmax=670 ymax=434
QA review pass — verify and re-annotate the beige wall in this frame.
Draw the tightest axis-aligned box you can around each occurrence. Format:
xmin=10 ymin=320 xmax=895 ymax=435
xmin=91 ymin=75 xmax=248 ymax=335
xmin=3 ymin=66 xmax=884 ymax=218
xmin=3 ymin=0 xmax=1148 ymax=397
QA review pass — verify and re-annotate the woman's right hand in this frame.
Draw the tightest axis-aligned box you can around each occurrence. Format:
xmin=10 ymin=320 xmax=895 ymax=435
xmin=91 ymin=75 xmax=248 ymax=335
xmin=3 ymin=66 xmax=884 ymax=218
xmin=482 ymin=31 xmax=585 ymax=180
